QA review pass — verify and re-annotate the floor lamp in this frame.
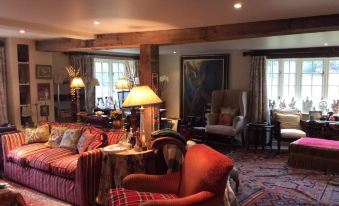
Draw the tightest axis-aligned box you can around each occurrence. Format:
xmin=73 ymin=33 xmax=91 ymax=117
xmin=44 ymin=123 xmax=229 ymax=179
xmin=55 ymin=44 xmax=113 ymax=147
xmin=122 ymin=85 xmax=162 ymax=148
xmin=70 ymin=77 xmax=85 ymax=122
xmin=116 ymin=78 xmax=132 ymax=128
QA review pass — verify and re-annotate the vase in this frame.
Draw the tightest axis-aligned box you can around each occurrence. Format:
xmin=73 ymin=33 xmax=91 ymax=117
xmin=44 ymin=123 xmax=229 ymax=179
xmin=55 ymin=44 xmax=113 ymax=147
xmin=112 ymin=120 xmax=122 ymax=129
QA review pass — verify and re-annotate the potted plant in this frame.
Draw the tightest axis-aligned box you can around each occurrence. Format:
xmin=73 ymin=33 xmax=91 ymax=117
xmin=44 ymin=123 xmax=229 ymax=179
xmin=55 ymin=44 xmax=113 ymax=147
xmin=110 ymin=110 xmax=123 ymax=129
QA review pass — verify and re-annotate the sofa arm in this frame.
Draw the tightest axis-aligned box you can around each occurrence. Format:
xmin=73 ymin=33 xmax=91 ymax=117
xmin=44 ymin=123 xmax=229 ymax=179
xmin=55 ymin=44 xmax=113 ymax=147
xmin=233 ymin=116 xmax=245 ymax=133
xmin=141 ymin=191 xmax=218 ymax=206
xmin=124 ymin=172 xmax=181 ymax=194
xmin=205 ymin=113 xmax=218 ymax=125
xmin=76 ymin=148 xmax=104 ymax=206
xmin=1 ymin=132 xmax=25 ymax=158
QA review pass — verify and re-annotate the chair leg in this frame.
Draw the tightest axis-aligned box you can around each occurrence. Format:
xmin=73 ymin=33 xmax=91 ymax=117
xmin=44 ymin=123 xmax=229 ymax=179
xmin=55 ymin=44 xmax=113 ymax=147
xmin=241 ymin=132 xmax=245 ymax=147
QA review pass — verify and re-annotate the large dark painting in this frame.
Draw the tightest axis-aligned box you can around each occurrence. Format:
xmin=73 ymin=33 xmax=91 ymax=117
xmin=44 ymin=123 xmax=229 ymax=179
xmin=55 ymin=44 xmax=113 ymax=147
xmin=180 ymin=55 xmax=229 ymax=118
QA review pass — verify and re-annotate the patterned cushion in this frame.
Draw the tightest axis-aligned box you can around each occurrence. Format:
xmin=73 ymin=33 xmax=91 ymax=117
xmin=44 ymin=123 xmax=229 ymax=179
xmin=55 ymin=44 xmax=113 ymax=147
xmin=106 ymin=131 xmax=125 ymax=145
xmin=50 ymin=155 xmax=79 ymax=179
xmin=25 ymin=124 xmax=50 ymax=144
xmin=77 ymin=130 xmax=97 ymax=153
xmin=45 ymin=126 xmax=68 ymax=148
xmin=26 ymin=148 xmax=74 ymax=171
xmin=7 ymin=143 xmax=49 ymax=166
xmin=275 ymin=113 xmax=301 ymax=129
xmin=109 ymin=188 xmax=177 ymax=206
xmin=59 ymin=129 xmax=82 ymax=152
xmin=218 ymin=113 xmax=234 ymax=126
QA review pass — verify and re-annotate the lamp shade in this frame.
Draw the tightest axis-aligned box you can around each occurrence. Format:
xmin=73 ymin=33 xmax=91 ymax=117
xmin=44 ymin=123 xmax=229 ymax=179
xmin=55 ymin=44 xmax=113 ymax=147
xmin=90 ymin=78 xmax=100 ymax=86
xmin=116 ymin=78 xmax=131 ymax=90
xmin=70 ymin=77 xmax=85 ymax=88
xmin=122 ymin=85 xmax=162 ymax=107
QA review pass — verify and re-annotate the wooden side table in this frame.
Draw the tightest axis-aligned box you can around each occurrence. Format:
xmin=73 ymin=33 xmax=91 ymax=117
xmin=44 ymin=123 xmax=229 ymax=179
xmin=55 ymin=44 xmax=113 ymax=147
xmin=246 ymin=123 xmax=275 ymax=151
xmin=96 ymin=148 xmax=156 ymax=205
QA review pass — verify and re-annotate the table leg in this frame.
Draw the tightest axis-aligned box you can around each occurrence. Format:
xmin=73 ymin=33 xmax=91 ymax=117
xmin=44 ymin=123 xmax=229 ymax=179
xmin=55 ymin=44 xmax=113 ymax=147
xmin=246 ymin=126 xmax=250 ymax=150
xmin=261 ymin=128 xmax=265 ymax=150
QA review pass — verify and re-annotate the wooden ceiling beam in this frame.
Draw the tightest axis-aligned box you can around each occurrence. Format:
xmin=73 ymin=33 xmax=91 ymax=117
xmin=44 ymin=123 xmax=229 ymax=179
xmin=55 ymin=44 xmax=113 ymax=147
xmin=36 ymin=14 xmax=339 ymax=52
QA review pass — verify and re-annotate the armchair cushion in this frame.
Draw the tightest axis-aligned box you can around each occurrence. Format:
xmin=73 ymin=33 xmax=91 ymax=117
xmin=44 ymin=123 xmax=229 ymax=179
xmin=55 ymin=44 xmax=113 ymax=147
xmin=205 ymin=125 xmax=235 ymax=136
xmin=218 ymin=113 xmax=234 ymax=126
xmin=281 ymin=129 xmax=306 ymax=139
xmin=7 ymin=143 xmax=49 ymax=166
xmin=275 ymin=113 xmax=301 ymax=129
xmin=205 ymin=113 xmax=218 ymax=125
xmin=109 ymin=188 xmax=177 ymax=206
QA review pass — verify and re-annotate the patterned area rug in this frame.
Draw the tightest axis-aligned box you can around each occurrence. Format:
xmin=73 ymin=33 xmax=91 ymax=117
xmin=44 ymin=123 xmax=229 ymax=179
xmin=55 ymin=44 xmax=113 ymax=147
xmin=227 ymin=149 xmax=339 ymax=206
xmin=0 ymin=179 xmax=70 ymax=206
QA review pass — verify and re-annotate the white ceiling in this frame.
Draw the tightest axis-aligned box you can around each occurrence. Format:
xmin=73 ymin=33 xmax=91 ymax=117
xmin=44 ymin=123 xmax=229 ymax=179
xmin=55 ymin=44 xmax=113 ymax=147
xmin=0 ymin=0 xmax=339 ymax=39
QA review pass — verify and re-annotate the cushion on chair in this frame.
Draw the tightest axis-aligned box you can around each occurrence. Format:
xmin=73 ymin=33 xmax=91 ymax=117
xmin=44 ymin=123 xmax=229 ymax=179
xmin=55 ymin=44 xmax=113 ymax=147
xmin=205 ymin=125 xmax=236 ymax=137
xmin=25 ymin=147 xmax=74 ymax=171
xmin=59 ymin=129 xmax=82 ymax=152
xmin=45 ymin=126 xmax=68 ymax=148
xmin=218 ymin=113 xmax=234 ymax=126
xmin=275 ymin=113 xmax=301 ymax=129
xmin=109 ymin=188 xmax=177 ymax=206
xmin=220 ymin=107 xmax=238 ymax=115
xmin=7 ymin=143 xmax=49 ymax=166
xmin=281 ymin=129 xmax=306 ymax=139
xmin=77 ymin=129 xmax=97 ymax=153
xmin=50 ymin=154 xmax=79 ymax=179
xmin=24 ymin=124 xmax=50 ymax=144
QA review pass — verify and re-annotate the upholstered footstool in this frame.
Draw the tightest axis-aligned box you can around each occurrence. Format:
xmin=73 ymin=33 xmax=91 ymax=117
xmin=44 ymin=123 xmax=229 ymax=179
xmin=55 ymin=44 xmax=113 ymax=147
xmin=288 ymin=137 xmax=339 ymax=172
xmin=109 ymin=188 xmax=177 ymax=206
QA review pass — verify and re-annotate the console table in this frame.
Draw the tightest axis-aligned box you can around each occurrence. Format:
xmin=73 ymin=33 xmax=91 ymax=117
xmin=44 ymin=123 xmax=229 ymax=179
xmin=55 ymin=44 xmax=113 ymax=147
xmin=302 ymin=120 xmax=339 ymax=140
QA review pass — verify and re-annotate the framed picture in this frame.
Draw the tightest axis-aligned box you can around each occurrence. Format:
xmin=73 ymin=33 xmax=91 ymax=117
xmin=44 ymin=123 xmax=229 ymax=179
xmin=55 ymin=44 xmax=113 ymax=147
xmin=37 ymin=83 xmax=51 ymax=100
xmin=36 ymin=65 xmax=52 ymax=79
xmin=40 ymin=105 xmax=49 ymax=117
xmin=180 ymin=54 xmax=229 ymax=118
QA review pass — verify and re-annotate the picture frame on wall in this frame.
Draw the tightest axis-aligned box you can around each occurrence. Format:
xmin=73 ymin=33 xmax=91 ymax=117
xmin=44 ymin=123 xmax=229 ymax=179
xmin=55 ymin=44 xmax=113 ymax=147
xmin=40 ymin=105 xmax=49 ymax=117
xmin=37 ymin=83 xmax=51 ymax=100
xmin=180 ymin=54 xmax=229 ymax=118
xmin=36 ymin=64 xmax=52 ymax=79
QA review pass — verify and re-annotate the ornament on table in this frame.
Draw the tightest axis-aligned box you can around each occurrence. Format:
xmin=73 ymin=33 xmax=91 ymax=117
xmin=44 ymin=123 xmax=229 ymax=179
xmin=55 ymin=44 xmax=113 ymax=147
xmin=331 ymin=100 xmax=339 ymax=114
xmin=288 ymin=97 xmax=297 ymax=110
xmin=279 ymin=99 xmax=286 ymax=109
xmin=268 ymin=99 xmax=276 ymax=110
xmin=302 ymin=97 xmax=313 ymax=113
xmin=318 ymin=99 xmax=328 ymax=114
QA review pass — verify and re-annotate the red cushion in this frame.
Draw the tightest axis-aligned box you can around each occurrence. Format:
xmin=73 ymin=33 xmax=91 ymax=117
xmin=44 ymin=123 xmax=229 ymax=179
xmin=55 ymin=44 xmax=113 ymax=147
xmin=50 ymin=154 xmax=79 ymax=179
xmin=26 ymin=148 xmax=74 ymax=171
xmin=7 ymin=143 xmax=49 ymax=166
xmin=109 ymin=188 xmax=177 ymax=206
xmin=218 ymin=113 xmax=234 ymax=126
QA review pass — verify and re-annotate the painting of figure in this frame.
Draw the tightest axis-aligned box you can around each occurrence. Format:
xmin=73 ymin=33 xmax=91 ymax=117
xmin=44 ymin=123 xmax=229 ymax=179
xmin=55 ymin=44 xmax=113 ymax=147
xmin=181 ymin=55 xmax=229 ymax=118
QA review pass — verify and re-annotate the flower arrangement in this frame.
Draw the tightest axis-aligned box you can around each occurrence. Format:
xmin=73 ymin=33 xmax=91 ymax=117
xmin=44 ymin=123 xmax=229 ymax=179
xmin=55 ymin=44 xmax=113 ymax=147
xmin=159 ymin=75 xmax=169 ymax=97
xmin=110 ymin=110 xmax=123 ymax=120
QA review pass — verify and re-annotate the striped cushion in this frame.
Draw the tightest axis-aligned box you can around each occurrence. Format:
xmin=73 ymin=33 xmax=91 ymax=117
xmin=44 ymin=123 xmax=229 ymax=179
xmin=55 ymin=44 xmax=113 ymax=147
xmin=275 ymin=113 xmax=301 ymax=129
xmin=106 ymin=131 xmax=125 ymax=145
xmin=7 ymin=143 xmax=49 ymax=166
xmin=50 ymin=154 xmax=79 ymax=179
xmin=109 ymin=188 xmax=177 ymax=206
xmin=26 ymin=148 xmax=74 ymax=171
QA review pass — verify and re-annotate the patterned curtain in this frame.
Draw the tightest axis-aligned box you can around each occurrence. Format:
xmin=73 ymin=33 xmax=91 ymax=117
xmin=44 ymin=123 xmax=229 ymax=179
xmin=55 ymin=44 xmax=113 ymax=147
xmin=69 ymin=55 xmax=94 ymax=113
xmin=0 ymin=45 xmax=8 ymax=124
xmin=249 ymin=56 xmax=268 ymax=122
xmin=124 ymin=60 xmax=139 ymax=85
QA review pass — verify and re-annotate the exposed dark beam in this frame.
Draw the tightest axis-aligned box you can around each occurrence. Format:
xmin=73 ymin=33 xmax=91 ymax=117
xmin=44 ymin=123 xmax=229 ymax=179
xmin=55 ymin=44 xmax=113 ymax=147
xmin=37 ymin=14 xmax=339 ymax=52
xmin=243 ymin=46 xmax=339 ymax=58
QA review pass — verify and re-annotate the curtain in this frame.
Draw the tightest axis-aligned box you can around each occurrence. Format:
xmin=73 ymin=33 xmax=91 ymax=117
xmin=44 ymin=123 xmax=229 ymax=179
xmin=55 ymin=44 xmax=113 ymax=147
xmin=69 ymin=55 xmax=94 ymax=113
xmin=0 ymin=45 xmax=8 ymax=124
xmin=124 ymin=60 xmax=139 ymax=85
xmin=249 ymin=56 xmax=268 ymax=122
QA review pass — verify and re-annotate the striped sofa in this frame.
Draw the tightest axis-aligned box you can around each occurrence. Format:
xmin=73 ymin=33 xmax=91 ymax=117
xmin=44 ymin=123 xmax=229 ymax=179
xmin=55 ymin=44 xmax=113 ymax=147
xmin=1 ymin=122 xmax=125 ymax=206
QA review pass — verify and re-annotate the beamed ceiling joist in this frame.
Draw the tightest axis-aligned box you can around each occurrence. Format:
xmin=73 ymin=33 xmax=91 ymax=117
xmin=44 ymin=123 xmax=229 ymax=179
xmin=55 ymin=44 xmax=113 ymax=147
xmin=36 ymin=14 xmax=339 ymax=52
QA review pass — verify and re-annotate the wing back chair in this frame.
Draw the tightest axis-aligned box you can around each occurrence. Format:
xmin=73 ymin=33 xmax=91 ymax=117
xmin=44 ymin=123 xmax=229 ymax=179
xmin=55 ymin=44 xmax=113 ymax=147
xmin=108 ymin=144 xmax=234 ymax=206
xmin=205 ymin=89 xmax=248 ymax=145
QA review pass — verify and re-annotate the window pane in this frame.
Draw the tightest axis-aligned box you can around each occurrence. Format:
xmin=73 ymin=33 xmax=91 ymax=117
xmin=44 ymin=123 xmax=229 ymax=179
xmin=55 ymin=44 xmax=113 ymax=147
xmin=103 ymin=74 xmax=109 ymax=83
xmin=329 ymin=74 xmax=339 ymax=85
xmin=313 ymin=61 xmax=323 ymax=73
xmin=328 ymin=86 xmax=339 ymax=99
xmin=312 ymin=86 xmax=322 ymax=98
xmin=312 ymin=74 xmax=322 ymax=86
xmin=283 ymin=75 xmax=289 ymax=85
xmin=273 ymin=61 xmax=279 ymax=73
xmin=289 ymin=86 xmax=295 ymax=97
xmin=302 ymin=74 xmax=312 ymax=85
xmin=301 ymin=86 xmax=312 ymax=98
xmin=95 ymin=62 xmax=101 ymax=72
xmin=284 ymin=62 xmax=289 ymax=73
xmin=302 ymin=61 xmax=312 ymax=73
xmin=290 ymin=61 xmax=296 ymax=73
xmin=112 ymin=63 xmax=119 ymax=72
xmin=272 ymin=74 xmax=279 ymax=85
xmin=282 ymin=86 xmax=289 ymax=98
xmin=102 ymin=63 xmax=109 ymax=72
xmin=271 ymin=86 xmax=278 ymax=98
xmin=329 ymin=60 xmax=339 ymax=73
xmin=289 ymin=74 xmax=295 ymax=85
xmin=95 ymin=73 xmax=102 ymax=81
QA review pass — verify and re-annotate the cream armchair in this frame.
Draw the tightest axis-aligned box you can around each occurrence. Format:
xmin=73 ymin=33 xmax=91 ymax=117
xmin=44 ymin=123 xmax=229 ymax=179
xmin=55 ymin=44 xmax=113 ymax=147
xmin=205 ymin=90 xmax=248 ymax=145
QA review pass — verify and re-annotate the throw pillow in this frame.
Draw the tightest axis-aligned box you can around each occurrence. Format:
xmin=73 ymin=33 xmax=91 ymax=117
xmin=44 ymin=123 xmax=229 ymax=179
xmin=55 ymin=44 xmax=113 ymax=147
xmin=25 ymin=124 xmax=50 ymax=144
xmin=59 ymin=129 xmax=82 ymax=152
xmin=275 ymin=113 xmax=301 ymax=129
xmin=77 ymin=130 xmax=96 ymax=153
xmin=220 ymin=107 xmax=238 ymax=116
xmin=45 ymin=126 xmax=68 ymax=148
xmin=218 ymin=113 xmax=234 ymax=126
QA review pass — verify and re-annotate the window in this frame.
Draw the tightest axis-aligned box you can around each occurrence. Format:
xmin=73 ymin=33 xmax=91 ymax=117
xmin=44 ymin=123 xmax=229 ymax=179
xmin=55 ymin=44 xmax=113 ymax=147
xmin=94 ymin=58 xmax=134 ymax=108
xmin=266 ymin=58 xmax=339 ymax=112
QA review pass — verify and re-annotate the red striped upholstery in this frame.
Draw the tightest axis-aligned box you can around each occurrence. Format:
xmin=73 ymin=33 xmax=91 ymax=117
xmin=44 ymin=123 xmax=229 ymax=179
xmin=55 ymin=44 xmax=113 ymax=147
xmin=50 ymin=154 xmax=79 ymax=179
xmin=109 ymin=188 xmax=177 ymax=206
xmin=26 ymin=148 xmax=74 ymax=171
xmin=7 ymin=143 xmax=49 ymax=166
xmin=106 ymin=131 xmax=125 ymax=145
xmin=1 ymin=132 xmax=26 ymax=156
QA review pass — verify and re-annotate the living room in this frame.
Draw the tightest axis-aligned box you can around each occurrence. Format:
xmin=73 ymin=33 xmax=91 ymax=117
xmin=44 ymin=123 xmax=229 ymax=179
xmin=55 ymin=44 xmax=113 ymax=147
xmin=0 ymin=1 xmax=339 ymax=206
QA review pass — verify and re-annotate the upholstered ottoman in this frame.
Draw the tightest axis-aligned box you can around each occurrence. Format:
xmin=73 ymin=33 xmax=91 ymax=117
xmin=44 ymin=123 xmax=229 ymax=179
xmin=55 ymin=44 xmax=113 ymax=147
xmin=288 ymin=137 xmax=339 ymax=172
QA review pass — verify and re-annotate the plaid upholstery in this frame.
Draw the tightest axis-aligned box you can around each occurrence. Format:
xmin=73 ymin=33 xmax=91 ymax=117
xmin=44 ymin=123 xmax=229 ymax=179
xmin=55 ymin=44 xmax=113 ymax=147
xmin=26 ymin=148 xmax=74 ymax=171
xmin=50 ymin=154 xmax=79 ymax=179
xmin=109 ymin=188 xmax=177 ymax=206
xmin=7 ymin=143 xmax=48 ymax=166
xmin=106 ymin=131 xmax=125 ymax=145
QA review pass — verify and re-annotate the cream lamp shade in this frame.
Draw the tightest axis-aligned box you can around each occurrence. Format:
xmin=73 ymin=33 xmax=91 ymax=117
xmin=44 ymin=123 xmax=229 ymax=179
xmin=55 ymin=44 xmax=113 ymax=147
xmin=70 ymin=77 xmax=85 ymax=88
xmin=90 ymin=78 xmax=100 ymax=86
xmin=122 ymin=85 xmax=162 ymax=107
xmin=116 ymin=78 xmax=131 ymax=90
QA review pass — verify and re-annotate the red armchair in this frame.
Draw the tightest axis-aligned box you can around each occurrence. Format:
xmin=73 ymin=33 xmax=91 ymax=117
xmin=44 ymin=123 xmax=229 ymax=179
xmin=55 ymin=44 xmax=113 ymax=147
xmin=109 ymin=144 xmax=233 ymax=206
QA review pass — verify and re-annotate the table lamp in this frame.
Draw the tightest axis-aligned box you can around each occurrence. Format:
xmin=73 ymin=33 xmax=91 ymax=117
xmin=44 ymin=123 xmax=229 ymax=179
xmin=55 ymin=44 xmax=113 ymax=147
xmin=122 ymin=85 xmax=162 ymax=146
xmin=70 ymin=77 xmax=85 ymax=122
